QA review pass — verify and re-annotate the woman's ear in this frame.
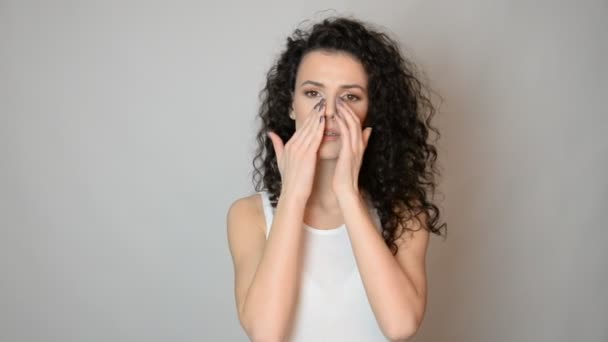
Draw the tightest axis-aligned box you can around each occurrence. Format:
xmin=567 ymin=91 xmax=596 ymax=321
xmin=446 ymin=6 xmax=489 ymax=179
xmin=289 ymin=103 xmax=296 ymax=120
xmin=289 ymin=94 xmax=296 ymax=120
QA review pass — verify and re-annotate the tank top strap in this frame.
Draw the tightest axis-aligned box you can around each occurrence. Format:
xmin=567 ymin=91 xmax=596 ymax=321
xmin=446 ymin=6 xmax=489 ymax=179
xmin=258 ymin=191 xmax=274 ymax=239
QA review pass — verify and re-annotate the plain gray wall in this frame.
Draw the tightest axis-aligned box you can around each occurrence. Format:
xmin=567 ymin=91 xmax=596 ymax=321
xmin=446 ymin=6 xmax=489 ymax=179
xmin=1 ymin=1 xmax=606 ymax=341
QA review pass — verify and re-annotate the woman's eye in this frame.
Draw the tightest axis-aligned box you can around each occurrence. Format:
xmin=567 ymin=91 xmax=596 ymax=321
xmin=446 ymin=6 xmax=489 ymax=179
xmin=343 ymin=94 xmax=360 ymax=101
xmin=304 ymin=90 xmax=320 ymax=97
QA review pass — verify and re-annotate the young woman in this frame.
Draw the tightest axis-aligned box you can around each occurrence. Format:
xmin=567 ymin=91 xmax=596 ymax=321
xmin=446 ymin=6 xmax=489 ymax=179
xmin=227 ymin=16 xmax=446 ymax=342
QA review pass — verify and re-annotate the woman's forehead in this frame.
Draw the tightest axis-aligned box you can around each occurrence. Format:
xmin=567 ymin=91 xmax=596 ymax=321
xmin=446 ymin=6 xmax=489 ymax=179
xmin=296 ymin=50 xmax=367 ymax=87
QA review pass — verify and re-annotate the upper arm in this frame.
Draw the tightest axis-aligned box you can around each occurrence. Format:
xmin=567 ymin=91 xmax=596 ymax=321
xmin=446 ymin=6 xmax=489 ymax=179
xmin=392 ymin=208 xmax=430 ymax=324
xmin=226 ymin=195 xmax=267 ymax=326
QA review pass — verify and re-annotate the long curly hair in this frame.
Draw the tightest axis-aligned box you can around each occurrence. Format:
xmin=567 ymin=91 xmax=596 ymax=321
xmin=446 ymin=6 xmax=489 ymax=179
xmin=251 ymin=15 xmax=447 ymax=255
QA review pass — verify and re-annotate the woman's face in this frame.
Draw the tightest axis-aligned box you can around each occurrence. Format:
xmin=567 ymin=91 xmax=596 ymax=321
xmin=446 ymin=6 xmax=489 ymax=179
xmin=291 ymin=50 xmax=369 ymax=159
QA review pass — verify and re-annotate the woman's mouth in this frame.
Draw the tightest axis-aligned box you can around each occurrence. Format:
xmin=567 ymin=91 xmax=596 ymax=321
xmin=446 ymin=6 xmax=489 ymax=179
xmin=323 ymin=130 xmax=340 ymax=141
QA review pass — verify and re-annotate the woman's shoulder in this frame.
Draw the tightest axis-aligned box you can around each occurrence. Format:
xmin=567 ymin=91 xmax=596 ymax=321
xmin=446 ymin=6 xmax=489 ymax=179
xmin=227 ymin=192 xmax=265 ymax=220
xmin=226 ymin=192 xmax=267 ymax=238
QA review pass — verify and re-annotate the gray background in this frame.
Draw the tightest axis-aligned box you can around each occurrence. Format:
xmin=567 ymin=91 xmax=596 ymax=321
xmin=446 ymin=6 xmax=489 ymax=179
xmin=1 ymin=1 xmax=607 ymax=341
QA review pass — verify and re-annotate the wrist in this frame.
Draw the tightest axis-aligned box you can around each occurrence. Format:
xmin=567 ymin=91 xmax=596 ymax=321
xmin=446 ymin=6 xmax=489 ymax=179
xmin=278 ymin=189 xmax=309 ymax=209
xmin=337 ymin=189 xmax=363 ymax=208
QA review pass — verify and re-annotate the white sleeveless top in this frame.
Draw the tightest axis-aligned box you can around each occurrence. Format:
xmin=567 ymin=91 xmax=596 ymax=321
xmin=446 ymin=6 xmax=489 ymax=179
xmin=258 ymin=191 xmax=388 ymax=341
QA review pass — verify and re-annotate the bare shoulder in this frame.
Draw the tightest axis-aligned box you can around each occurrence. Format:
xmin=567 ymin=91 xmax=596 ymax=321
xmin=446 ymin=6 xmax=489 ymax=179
xmin=226 ymin=193 xmax=267 ymax=244
xmin=226 ymin=193 xmax=267 ymax=271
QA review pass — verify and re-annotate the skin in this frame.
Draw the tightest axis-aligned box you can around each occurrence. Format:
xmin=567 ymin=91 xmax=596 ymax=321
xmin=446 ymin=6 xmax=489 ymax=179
xmin=290 ymin=50 xmax=371 ymax=226
xmin=227 ymin=50 xmax=429 ymax=341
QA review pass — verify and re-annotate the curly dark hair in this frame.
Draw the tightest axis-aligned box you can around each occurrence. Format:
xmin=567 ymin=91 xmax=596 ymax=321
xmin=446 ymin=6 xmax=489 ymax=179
xmin=251 ymin=15 xmax=447 ymax=255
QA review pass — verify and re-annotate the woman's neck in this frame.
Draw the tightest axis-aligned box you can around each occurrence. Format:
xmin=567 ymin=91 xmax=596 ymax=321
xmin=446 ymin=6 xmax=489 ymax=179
xmin=307 ymin=160 xmax=341 ymax=212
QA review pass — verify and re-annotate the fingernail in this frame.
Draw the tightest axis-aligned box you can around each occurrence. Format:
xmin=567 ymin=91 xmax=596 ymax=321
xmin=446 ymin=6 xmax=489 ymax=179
xmin=319 ymin=115 xmax=324 ymax=123
xmin=318 ymin=98 xmax=325 ymax=111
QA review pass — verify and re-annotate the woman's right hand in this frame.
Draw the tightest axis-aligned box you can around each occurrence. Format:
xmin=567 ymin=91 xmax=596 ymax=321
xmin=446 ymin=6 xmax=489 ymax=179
xmin=267 ymin=98 xmax=326 ymax=203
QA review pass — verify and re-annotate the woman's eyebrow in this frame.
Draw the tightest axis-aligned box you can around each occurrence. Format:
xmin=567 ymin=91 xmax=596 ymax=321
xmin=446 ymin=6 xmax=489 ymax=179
xmin=300 ymin=80 xmax=366 ymax=91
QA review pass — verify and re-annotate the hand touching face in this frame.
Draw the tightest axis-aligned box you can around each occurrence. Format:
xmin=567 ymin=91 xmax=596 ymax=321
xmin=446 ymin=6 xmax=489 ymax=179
xmin=291 ymin=50 xmax=369 ymax=143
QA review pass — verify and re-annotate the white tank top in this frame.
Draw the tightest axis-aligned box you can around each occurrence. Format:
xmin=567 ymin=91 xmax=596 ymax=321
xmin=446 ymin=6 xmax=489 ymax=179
xmin=258 ymin=191 xmax=388 ymax=341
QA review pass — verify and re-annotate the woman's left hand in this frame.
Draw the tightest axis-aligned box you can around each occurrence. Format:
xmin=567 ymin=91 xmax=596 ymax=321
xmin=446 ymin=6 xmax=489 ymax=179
xmin=332 ymin=96 xmax=373 ymax=199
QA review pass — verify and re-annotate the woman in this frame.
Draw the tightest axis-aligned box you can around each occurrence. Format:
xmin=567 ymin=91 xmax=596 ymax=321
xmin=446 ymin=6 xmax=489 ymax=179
xmin=227 ymin=15 xmax=446 ymax=341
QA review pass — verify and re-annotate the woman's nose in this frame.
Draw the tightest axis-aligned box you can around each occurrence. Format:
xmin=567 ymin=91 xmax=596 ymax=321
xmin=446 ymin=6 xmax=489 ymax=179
xmin=322 ymin=96 xmax=338 ymax=121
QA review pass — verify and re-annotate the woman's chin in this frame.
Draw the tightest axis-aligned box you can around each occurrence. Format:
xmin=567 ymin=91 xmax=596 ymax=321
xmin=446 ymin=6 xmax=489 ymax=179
xmin=317 ymin=146 xmax=340 ymax=160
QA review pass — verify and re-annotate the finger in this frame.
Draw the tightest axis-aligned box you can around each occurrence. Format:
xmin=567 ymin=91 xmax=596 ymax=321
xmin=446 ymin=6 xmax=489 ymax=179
xmin=363 ymin=127 xmax=373 ymax=150
xmin=292 ymin=100 xmax=322 ymax=152
xmin=336 ymin=97 xmax=361 ymax=126
xmin=267 ymin=131 xmax=284 ymax=161
xmin=303 ymin=98 xmax=326 ymax=148
xmin=311 ymin=109 xmax=326 ymax=152
xmin=334 ymin=105 xmax=352 ymax=155
xmin=290 ymin=99 xmax=321 ymax=146
xmin=296 ymin=98 xmax=324 ymax=149
xmin=312 ymin=97 xmax=325 ymax=112
xmin=337 ymin=98 xmax=361 ymax=151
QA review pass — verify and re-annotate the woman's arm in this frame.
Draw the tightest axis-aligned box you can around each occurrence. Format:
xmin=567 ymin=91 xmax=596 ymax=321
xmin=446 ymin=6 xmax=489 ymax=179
xmin=228 ymin=98 xmax=326 ymax=341
xmin=328 ymin=95 xmax=430 ymax=340
xmin=227 ymin=193 xmax=306 ymax=342
xmin=338 ymin=192 xmax=430 ymax=342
